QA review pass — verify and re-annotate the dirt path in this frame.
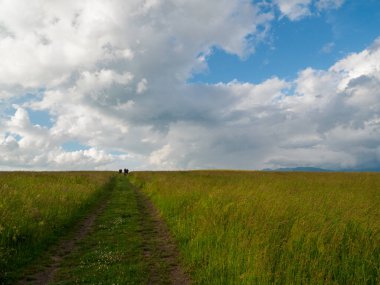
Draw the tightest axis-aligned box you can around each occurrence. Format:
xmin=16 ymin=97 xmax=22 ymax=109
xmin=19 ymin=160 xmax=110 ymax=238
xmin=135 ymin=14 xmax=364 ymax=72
xmin=131 ymin=182 xmax=191 ymax=285
xmin=17 ymin=179 xmax=190 ymax=285
xmin=17 ymin=201 xmax=109 ymax=285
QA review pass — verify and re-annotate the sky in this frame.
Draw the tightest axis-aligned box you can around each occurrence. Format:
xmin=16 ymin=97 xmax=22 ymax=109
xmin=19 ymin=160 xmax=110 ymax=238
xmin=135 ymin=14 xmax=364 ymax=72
xmin=0 ymin=0 xmax=380 ymax=171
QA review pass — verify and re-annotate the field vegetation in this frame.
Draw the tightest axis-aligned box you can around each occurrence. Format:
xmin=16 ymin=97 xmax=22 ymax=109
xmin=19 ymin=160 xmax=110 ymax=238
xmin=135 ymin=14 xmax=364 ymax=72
xmin=52 ymin=177 xmax=149 ymax=284
xmin=130 ymin=171 xmax=380 ymax=284
xmin=2 ymin=171 xmax=379 ymax=284
xmin=0 ymin=171 xmax=114 ymax=283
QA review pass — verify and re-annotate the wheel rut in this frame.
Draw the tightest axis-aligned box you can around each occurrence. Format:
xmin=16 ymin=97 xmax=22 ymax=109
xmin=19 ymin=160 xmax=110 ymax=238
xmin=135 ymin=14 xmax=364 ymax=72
xmin=130 ymin=182 xmax=191 ymax=285
xmin=17 ymin=200 xmax=109 ymax=285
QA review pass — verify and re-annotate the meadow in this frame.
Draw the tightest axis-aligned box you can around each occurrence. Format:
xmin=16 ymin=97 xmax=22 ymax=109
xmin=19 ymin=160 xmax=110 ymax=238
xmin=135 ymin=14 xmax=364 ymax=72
xmin=0 ymin=171 xmax=114 ymax=283
xmin=130 ymin=171 xmax=380 ymax=284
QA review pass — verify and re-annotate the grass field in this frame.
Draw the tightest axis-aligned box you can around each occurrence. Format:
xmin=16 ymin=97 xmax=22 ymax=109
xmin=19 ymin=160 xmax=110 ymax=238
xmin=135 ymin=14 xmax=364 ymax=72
xmin=1 ymin=171 xmax=379 ymax=284
xmin=51 ymin=177 xmax=149 ymax=284
xmin=51 ymin=177 xmax=185 ymax=284
xmin=0 ymin=171 xmax=114 ymax=283
xmin=130 ymin=171 xmax=380 ymax=284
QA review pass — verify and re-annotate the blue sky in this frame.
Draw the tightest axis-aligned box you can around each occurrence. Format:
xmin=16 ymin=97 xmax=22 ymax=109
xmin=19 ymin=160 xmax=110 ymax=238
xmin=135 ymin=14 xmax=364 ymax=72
xmin=0 ymin=0 xmax=380 ymax=170
xmin=191 ymin=0 xmax=380 ymax=84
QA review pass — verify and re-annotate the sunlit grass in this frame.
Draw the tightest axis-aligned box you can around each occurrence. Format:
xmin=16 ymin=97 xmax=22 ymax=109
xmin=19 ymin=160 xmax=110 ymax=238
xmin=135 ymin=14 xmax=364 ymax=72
xmin=0 ymin=171 xmax=114 ymax=283
xmin=53 ymin=177 xmax=149 ymax=284
xmin=130 ymin=171 xmax=380 ymax=284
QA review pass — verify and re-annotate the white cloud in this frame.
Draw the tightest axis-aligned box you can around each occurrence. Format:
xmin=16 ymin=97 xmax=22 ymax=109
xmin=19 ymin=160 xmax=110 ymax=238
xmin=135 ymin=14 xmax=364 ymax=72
xmin=331 ymin=39 xmax=380 ymax=87
xmin=274 ymin=0 xmax=346 ymax=20
xmin=50 ymin=148 xmax=113 ymax=167
xmin=0 ymin=107 xmax=114 ymax=169
xmin=1 ymin=0 xmax=271 ymax=169
xmin=139 ymin=38 xmax=380 ymax=170
xmin=321 ymin=42 xmax=335 ymax=53
xmin=274 ymin=0 xmax=312 ymax=20
xmin=316 ymin=0 xmax=345 ymax=11
xmin=1 ymin=0 xmax=377 ymax=171
xmin=0 ymin=90 xmax=12 ymax=100
xmin=149 ymin=144 xmax=174 ymax=168
xmin=136 ymin=78 xmax=148 ymax=94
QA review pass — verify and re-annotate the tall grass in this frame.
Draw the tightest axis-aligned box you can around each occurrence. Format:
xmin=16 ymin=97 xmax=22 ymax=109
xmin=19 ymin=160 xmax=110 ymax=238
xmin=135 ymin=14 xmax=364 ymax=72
xmin=0 ymin=171 xmax=114 ymax=283
xmin=130 ymin=171 xmax=380 ymax=284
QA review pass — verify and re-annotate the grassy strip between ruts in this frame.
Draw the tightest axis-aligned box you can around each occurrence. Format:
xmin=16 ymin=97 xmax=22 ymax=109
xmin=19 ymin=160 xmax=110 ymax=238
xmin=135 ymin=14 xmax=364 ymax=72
xmin=51 ymin=176 xmax=173 ymax=284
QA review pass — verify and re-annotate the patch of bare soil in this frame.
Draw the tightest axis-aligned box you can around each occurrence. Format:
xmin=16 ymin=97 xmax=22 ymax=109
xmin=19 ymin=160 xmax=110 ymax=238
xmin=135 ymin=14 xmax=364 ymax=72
xmin=17 ymin=201 xmax=109 ymax=285
xmin=131 ymin=183 xmax=191 ymax=285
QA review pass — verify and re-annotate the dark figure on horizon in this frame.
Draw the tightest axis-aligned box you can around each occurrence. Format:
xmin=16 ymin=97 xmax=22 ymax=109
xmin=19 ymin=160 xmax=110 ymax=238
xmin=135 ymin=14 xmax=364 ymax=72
xmin=118 ymin=169 xmax=122 ymax=174
xmin=124 ymin=168 xmax=129 ymax=175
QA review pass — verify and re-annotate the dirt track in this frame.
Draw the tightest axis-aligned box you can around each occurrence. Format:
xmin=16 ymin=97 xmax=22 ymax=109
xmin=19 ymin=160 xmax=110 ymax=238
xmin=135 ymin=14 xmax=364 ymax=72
xmin=131 ymin=182 xmax=191 ymax=285
xmin=17 ymin=178 xmax=190 ymax=285
xmin=17 ymin=200 xmax=109 ymax=285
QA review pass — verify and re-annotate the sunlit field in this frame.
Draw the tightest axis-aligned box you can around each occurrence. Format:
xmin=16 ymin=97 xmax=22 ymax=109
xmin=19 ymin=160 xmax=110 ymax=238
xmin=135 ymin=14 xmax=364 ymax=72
xmin=0 ymin=171 xmax=114 ymax=283
xmin=130 ymin=171 xmax=380 ymax=284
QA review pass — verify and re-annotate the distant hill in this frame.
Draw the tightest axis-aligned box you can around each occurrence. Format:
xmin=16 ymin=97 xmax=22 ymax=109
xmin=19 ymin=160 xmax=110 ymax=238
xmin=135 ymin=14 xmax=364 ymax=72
xmin=263 ymin=166 xmax=380 ymax=172
xmin=263 ymin=167 xmax=332 ymax=172
xmin=340 ymin=167 xmax=380 ymax=172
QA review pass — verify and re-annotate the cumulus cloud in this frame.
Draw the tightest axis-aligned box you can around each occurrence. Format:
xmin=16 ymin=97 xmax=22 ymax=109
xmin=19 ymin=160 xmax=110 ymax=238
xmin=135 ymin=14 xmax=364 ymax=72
xmin=0 ymin=106 xmax=114 ymax=169
xmin=0 ymin=0 xmax=378 ymax=171
xmin=140 ymin=38 xmax=380 ymax=170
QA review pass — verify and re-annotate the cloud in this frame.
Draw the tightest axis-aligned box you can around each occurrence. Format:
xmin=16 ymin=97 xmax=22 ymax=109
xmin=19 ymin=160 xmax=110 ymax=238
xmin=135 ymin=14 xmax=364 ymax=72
xmin=316 ymin=0 xmax=345 ymax=11
xmin=0 ymin=90 xmax=12 ymax=100
xmin=0 ymin=106 xmax=114 ymax=169
xmin=136 ymin=78 xmax=148 ymax=94
xmin=1 ymin=0 xmax=378 ymax=171
xmin=321 ymin=42 xmax=335 ymax=53
xmin=274 ymin=0 xmax=345 ymax=20
xmin=140 ymin=38 xmax=380 ymax=170
xmin=274 ymin=0 xmax=312 ymax=20
xmin=0 ymin=0 xmax=272 ymax=169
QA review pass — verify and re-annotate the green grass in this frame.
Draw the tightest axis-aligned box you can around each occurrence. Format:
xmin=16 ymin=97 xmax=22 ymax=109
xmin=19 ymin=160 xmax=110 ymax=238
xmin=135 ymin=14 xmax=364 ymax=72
xmin=2 ymin=171 xmax=379 ymax=284
xmin=53 ymin=176 xmax=173 ymax=284
xmin=130 ymin=171 xmax=380 ymax=285
xmin=52 ymin=176 xmax=148 ymax=284
xmin=0 ymin=171 xmax=114 ymax=284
